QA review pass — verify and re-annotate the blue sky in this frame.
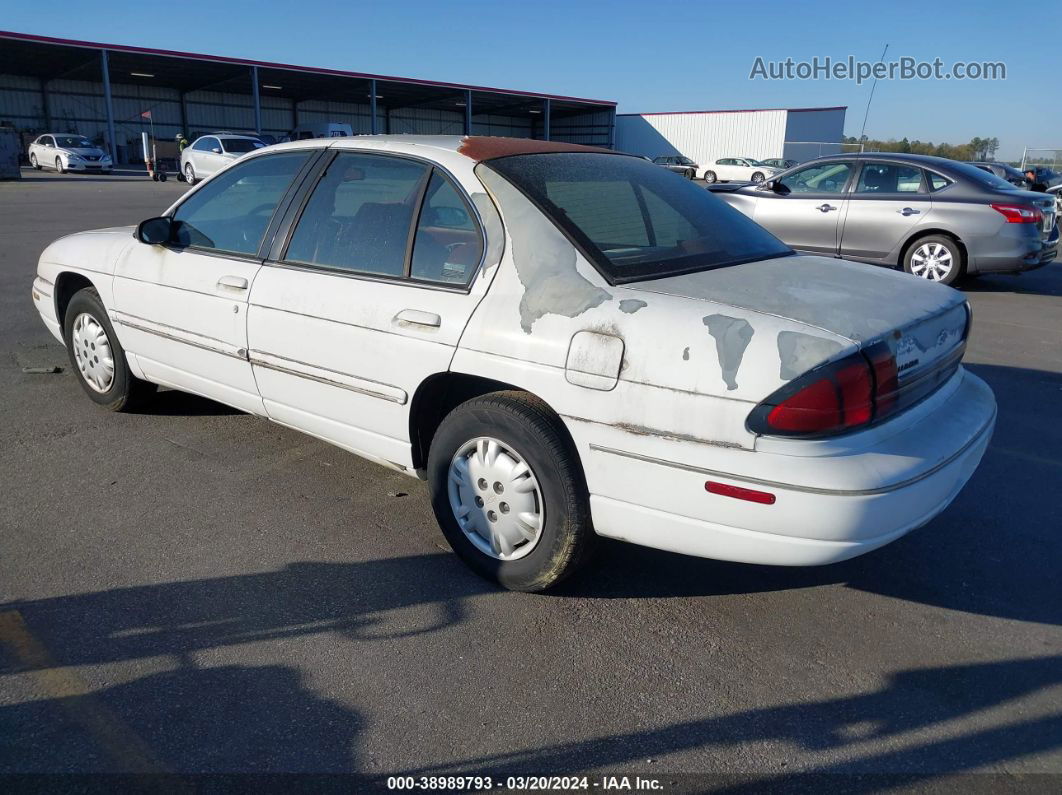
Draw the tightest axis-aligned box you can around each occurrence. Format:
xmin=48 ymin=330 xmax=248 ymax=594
xmin=4 ymin=0 xmax=1059 ymax=159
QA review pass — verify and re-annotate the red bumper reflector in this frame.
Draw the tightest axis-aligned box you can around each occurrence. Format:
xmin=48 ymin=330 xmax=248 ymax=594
xmin=705 ymin=481 xmax=776 ymax=505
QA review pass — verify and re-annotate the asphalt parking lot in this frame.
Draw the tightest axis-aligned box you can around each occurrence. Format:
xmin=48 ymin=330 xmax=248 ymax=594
xmin=1 ymin=170 xmax=1060 ymax=787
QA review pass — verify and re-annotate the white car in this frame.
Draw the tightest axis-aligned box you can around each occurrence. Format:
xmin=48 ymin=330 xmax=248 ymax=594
xmin=180 ymin=133 xmax=265 ymax=185
xmin=702 ymin=157 xmax=781 ymax=184
xmin=31 ymin=136 xmax=996 ymax=592
xmin=28 ymin=134 xmax=112 ymax=173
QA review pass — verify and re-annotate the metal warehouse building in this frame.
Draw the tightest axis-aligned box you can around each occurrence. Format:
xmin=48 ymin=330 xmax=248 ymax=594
xmin=616 ymin=106 xmax=847 ymax=166
xmin=0 ymin=30 xmax=616 ymax=164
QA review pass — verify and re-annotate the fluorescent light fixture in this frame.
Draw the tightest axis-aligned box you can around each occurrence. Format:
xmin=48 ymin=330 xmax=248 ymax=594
xmin=130 ymin=72 xmax=154 ymax=78
xmin=368 ymin=94 xmax=383 ymax=99
xmin=455 ymin=101 xmax=467 ymax=107
xmin=262 ymin=84 xmax=283 ymax=90
xmin=529 ymin=109 xmax=542 ymax=114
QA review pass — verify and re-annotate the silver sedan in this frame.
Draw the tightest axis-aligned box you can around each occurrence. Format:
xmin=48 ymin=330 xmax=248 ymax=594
xmin=712 ymin=153 xmax=1058 ymax=285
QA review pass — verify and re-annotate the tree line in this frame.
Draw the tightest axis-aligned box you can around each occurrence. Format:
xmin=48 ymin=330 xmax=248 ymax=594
xmin=843 ymin=135 xmax=1002 ymax=162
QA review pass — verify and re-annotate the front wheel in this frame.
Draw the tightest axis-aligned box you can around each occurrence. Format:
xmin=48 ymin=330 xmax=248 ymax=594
xmin=683 ymin=168 xmax=694 ymax=180
xmin=904 ymin=235 xmax=963 ymax=286
xmin=184 ymin=163 xmax=196 ymax=186
xmin=427 ymin=391 xmax=595 ymax=592
xmin=30 ymin=153 xmax=40 ymax=170
xmin=703 ymin=170 xmax=717 ymax=184
xmin=55 ymin=157 xmax=65 ymax=174
xmin=751 ymin=171 xmax=765 ymax=183
xmin=63 ymin=288 xmax=156 ymax=411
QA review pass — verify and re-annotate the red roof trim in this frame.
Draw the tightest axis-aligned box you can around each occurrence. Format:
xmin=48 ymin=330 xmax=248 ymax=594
xmin=617 ymin=106 xmax=847 ymax=116
xmin=0 ymin=30 xmax=616 ymax=107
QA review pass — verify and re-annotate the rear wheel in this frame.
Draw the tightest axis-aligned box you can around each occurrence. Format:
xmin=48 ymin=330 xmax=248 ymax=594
xmin=427 ymin=391 xmax=595 ymax=592
xmin=703 ymin=170 xmax=717 ymax=184
xmin=63 ymin=288 xmax=156 ymax=411
xmin=904 ymin=235 xmax=963 ymax=286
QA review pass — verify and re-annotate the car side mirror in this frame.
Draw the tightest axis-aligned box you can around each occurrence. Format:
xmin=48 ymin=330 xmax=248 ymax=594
xmin=136 ymin=216 xmax=173 ymax=246
xmin=212 ymin=147 xmax=222 ymax=154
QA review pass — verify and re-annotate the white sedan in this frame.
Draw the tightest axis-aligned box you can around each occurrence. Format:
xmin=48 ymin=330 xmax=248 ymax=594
xmin=28 ymin=134 xmax=113 ymax=173
xmin=702 ymin=157 xmax=782 ymax=184
xmin=180 ymin=133 xmax=265 ymax=185
xmin=31 ymin=135 xmax=996 ymax=591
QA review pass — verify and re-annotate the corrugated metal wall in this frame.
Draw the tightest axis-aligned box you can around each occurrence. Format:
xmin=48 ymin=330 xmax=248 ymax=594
xmin=616 ymin=110 xmax=788 ymax=165
xmin=549 ymin=109 xmax=613 ymax=146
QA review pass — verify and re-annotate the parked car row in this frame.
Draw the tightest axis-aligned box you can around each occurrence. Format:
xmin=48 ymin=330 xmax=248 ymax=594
xmin=710 ymin=152 xmax=1058 ymax=285
xmin=32 ymin=136 xmax=998 ymax=591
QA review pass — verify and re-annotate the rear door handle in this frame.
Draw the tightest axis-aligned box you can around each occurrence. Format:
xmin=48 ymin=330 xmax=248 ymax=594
xmin=898 ymin=207 xmax=921 ymax=216
xmin=394 ymin=309 xmax=441 ymax=329
xmin=217 ymin=275 xmax=248 ymax=291
xmin=817 ymin=204 xmax=838 ymax=212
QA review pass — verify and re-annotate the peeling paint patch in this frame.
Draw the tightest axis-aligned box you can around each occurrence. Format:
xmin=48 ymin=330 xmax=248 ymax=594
xmin=614 ymin=422 xmax=743 ymax=448
xmin=477 ymin=168 xmax=611 ymax=333
xmin=703 ymin=315 xmax=754 ymax=391
xmin=619 ymin=299 xmax=647 ymax=314
xmin=682 ymin=347 xmax=690 ymax=361
xmin=777 ymin=331 xmax=845 ymax=381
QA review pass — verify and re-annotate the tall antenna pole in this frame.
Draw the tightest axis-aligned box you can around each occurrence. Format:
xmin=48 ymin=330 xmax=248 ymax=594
xmin=859 ymin=43 xmax=889 ymax=143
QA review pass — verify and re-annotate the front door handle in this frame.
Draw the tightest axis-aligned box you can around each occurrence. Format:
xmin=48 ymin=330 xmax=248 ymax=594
xmin=817 ymin=204 xmax=838 ymax=213
xmin=217 ymin=275 xmax=248 ymax=291
xmin=898 ymin=207 xmax=922 ymax=216
xmin=394 ymin=309 xmax=442 ymax=329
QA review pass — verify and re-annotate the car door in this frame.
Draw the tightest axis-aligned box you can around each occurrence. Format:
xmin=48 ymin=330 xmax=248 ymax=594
xmin=246 ymin=149 xmax=491 ymax=470
xmin=112 ymin=148 xmax=317 ymax=413
xmin=40 ymin=135 xmax=55 ymax=166
xmin=748 ymin=159 xmax=855 ymax=255
xmin=713 ymin=158 xmax=731 ymax=180
xmin=839 ymin=161 xmax=934 ymax=263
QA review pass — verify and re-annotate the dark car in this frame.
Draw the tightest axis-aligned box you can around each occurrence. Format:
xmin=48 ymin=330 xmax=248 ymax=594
xmin=652 ymin=155 xmax=699 ymax=179
xmin=966 ymin=161 xmax=1030 ymax=188
xmin=1027 ymin=166 xmax=1061 ymax=188
xmin=713 ymin=152 xmax=1058 ymax=285
xmin=762 ymin=158 xmax=797 ymax=170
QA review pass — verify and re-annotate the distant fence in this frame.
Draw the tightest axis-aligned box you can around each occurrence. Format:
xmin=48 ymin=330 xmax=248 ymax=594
xmin=1020 ymin=147 xmax=1061 ymax=171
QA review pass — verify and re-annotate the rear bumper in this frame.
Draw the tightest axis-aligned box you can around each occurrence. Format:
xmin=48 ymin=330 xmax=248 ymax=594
xmin=583 ymin=368 xmax=996 ymax=566
xmin=969 ymin=223 xmax=1058 ymax=274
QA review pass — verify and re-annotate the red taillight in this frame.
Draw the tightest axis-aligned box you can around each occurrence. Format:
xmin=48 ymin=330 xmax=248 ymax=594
xmin=991 ymin=203 xmax=1043 ymax=224
xmin=751 ymin=341 xmax=901 ymax=438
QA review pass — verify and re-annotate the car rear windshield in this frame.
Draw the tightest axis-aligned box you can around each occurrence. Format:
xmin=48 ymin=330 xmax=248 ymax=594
xmin=222 ymin=138 xmax=264 ymax=153
xmin=482 ymin=153 xmax=793 ymax=283
xmin=949 ymin=161 xmax=1018 ymax=191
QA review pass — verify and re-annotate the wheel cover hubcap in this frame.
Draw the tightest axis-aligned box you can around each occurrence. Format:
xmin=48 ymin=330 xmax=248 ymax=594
xmin=72 ymin=313 xmax=115 ymax=393
xmin=447 ymin=437 xmax=544 ymax=561
xmin=910 ymin=243 xmax=954 ymax=281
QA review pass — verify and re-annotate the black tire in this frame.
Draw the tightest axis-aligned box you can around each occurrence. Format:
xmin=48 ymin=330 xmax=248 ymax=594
xmin=158 ymin=171 xmax=167 ymax=182
xmin=703 ymin=170 xmax=717 ymax=184
xmin=55 ymin=157 xmax=65 ymax=174
xmin=30 ymin=153 xmax=40 ymax=170
xmin=903 ymin=234 xmax=964 ymax=286
xmin=184 ymin=163 xmax=196 ymax=186
xmin=751 ymin=171 xmax=765 ymax=183
xmin=427 ymin=391 xmax=595 ymax=592
xmin=63 ymin=287 xmax=156 ymax=412
xmin=684 ymin=168 xmax=694 ymax=180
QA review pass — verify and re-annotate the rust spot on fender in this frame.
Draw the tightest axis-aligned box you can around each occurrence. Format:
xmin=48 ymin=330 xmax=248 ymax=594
xmin=458 ymin=136 xmax=617 ymax=162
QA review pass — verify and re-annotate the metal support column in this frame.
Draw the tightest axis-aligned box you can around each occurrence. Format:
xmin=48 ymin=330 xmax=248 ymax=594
xmin=543 ymin=98 xmax=551 ymax=141
xmin=179 ymin=92 xmax=189 ymax=137
xmin=100 ymin=50 xmax=118 ymax=164
xmin=369 ymin=79 xmax=378 ymax=135
xmin=464 ymin=89 xmax=472 ymax=135
xmin=251 ymin=66 xmax=262 ymax=135
xmin=40 ymin=78 xmax=52 ymax=131
xmin=608 ymin=107 xmax=616 ymax=149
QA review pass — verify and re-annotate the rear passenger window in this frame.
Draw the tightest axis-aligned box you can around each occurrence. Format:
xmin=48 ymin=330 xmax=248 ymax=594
xmin=285 ymin=152 xmax=429 ymax=276
xmin=927 ymin=172 xmax=951 ymax=191
xmin=410 ymin=171 xmax=483 ymax=284
xmin=856 ymin=163 xmax=923 ymax=193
